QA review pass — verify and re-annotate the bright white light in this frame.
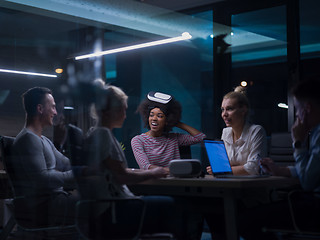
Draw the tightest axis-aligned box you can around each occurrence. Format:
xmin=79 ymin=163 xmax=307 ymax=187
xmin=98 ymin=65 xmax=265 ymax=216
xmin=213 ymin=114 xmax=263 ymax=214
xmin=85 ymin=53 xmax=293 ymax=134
xmin=210 ymin=34 xmax=214 ymax=38
xmin=278 ymin=103 xmax=288 ymax=109
xmin=75 ymin=32 xmax=192 ymax=60
xmin=64 ymin=106 xmax=74 ymax=110
xmin=0 ymin=68 xmax=57 ymax=78
xmin=231 ymin=32 xmax=234 ymax=36
xmin=240 ymin=81 xmax=247 ymax=87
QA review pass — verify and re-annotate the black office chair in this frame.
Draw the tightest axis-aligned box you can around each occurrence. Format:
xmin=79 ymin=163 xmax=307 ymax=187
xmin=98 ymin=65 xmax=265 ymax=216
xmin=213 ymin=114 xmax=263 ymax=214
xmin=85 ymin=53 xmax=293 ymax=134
xmin=67 ymin=124 xmax=175 ymax=240
xmin=0 ymin=136 xmax=16 ymax=240
xmin=0 ymin=135 xmax=77 ymax=240
xmin=179 ymin=145 xmax=192 ymax=159
xmin=263 ymin=189 xmax=320 ymax=239
xmin=268 ymin=132 xmax=295 ymax=166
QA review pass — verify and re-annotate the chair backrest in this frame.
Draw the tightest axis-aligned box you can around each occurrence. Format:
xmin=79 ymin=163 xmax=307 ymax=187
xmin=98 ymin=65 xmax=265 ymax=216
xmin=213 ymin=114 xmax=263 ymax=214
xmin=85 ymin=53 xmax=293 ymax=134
xmin=67 ymin=124 xmax=84 ymax=166
xmin=268 ymin=132 xmax=294 ymax=166
xmin=179 ymin=145 xmax=192 ymax=159
xmin=67 ymin=124 xmax=96 ymax=200
xmin=0 ymin=136 xmax=16 ymax=196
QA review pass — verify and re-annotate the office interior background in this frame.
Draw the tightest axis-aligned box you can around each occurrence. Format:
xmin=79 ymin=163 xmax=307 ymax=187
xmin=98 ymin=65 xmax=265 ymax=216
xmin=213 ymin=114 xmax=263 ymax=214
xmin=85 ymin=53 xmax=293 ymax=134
xmin=0 ymin=0 xmax=319 ymax=168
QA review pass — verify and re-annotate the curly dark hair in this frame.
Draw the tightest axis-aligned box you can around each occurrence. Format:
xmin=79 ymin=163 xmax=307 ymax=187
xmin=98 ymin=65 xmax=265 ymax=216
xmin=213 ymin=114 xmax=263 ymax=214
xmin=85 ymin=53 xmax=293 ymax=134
xmin=137 ymin=94 xmax=182 ymax=136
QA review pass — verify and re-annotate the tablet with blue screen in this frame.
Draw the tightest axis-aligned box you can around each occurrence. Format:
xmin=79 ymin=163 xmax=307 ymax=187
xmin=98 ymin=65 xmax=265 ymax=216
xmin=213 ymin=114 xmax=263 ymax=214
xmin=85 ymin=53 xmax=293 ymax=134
xmin=204 ymin=139 xmax=269 ymax=178
xmin=204 ymin=139 xmax=233 ymax=176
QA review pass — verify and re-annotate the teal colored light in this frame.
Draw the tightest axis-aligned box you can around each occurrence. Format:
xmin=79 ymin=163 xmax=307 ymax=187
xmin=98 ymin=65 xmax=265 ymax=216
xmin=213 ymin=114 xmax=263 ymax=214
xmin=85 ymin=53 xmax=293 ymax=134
xmin=232 ymin=48 xmax=287 ymax=62
xmin=106 ymin=70 xmax=117 ymax=79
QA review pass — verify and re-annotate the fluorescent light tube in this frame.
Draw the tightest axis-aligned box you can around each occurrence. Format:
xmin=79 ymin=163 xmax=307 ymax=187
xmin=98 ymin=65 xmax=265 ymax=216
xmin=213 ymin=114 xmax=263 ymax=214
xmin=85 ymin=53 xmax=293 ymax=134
xmin=64 ymin=106 xmax=74 ymax=110
xmin=75 ymin=32 xmax=192 ymax=60
xmin=278 ymin=103 xmax=288 ymax=109
xmin=0 ymin=68 xmax=57 ymax=78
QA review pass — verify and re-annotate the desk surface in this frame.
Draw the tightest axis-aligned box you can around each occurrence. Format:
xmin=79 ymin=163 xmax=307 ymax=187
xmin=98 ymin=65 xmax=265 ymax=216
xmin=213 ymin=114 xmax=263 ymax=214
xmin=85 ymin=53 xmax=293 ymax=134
xmin=129 ymin=175 xmax=300 ymax=198
xmin=133 ymin=175 xmax=299 ymax=188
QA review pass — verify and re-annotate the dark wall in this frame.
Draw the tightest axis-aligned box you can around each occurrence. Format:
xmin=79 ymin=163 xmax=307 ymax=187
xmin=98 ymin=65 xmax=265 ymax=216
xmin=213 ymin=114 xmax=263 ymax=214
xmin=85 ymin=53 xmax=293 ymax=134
xmin=0 ymin=73 xmax=63 ymax=137
xmin=232 ymin=61 xmax=289 ymax=136
xmin=115 ymin=44 xmax=204 ymax=168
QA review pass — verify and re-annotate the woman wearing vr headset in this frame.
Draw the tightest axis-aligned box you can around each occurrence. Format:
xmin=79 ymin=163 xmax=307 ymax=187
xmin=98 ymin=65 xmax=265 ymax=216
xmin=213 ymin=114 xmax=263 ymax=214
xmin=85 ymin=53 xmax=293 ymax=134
xmin=131 ymin=91 xmax=206 ymax=173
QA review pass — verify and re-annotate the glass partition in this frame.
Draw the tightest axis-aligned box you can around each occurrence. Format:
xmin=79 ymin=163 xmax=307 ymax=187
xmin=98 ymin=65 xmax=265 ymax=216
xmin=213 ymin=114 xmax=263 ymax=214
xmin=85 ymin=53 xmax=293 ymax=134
xmin=0 ymin=2 xmax=215 ymax=167
xmin=1 ymin=1 xmax=320 ymax=167
xmin=231 ymin=5 xmax=288 ymax=135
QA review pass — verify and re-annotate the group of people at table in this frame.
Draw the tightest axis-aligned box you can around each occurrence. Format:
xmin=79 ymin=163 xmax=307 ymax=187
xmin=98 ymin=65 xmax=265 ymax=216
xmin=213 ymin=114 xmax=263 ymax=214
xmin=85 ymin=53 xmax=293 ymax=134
xmin=8 ymin=77 xmax=320 ymax=239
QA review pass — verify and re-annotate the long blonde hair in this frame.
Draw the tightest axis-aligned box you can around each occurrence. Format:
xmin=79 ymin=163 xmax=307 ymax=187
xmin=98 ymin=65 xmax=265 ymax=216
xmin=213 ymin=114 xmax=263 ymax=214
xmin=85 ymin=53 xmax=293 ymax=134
xmin=91 ymin=84 xmax=128 ymax=125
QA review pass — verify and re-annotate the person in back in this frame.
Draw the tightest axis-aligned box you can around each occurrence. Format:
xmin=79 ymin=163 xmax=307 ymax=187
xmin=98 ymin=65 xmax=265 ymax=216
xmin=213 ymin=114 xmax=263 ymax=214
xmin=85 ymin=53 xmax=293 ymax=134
xmin=239 ymin=78 xmax=320 ymax=239
xmin=204 ymin=86 xmax=268 ymax=240
xmin=131 ymin=91 xmax=206 ymax=173
xmin=207 ymin=86 xmax=267 ymax=175
xmin=12 ymin=87 xmax=78 ymax=226
xmin=261 ymin=79 xmax=320 ymax=190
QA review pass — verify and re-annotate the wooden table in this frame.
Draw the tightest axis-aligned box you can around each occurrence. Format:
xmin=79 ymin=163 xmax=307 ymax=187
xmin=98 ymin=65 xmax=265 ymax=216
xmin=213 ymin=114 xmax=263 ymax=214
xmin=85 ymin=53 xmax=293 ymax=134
xmin=129 ymin=175 xmax=300 ymax=240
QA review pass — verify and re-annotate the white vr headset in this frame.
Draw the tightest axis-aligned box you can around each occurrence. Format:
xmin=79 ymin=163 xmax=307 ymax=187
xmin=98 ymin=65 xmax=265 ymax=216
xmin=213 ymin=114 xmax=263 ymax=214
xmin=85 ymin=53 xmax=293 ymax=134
xmin=147 ymin=91 xmax=172 ymax=104
xmin=169 ymin=159 xmax=202 ymax=178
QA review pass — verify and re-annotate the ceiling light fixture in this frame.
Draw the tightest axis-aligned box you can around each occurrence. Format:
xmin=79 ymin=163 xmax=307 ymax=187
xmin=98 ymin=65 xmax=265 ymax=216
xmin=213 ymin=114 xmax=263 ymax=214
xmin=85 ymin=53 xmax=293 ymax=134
xmin=55 ymin=68 xmax=63 ymax=74
xmin=278 ymin=103 xmax=288 ymax=109
xmin=75 ymin=32 xmax=192 ymax=60
xmin=240 ymin=81 xmax=247 ymax=87
xmin=0 ymin=68 xmax=57 ymax=78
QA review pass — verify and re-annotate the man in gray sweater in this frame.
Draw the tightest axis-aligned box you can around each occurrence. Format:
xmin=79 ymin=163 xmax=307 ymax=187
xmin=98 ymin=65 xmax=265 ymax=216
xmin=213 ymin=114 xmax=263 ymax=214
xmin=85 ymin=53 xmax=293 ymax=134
xmin=12 ymin=87 xmax=78 ymax=226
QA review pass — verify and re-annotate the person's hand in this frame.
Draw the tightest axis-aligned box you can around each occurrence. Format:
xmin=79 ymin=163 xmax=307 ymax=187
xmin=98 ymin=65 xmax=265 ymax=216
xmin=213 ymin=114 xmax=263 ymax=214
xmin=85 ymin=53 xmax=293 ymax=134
xmin=150 ymin=167 xmax=168 ymax=178
xmin=206 ymin=166 xmax=213 ymax=175
xmin=260 ymin=157 xmax=292 ymax=177
xmin=260 ymin=158 xmax=280 ymax=176
xmin=291 ymin=116 xmax=308 ymax=143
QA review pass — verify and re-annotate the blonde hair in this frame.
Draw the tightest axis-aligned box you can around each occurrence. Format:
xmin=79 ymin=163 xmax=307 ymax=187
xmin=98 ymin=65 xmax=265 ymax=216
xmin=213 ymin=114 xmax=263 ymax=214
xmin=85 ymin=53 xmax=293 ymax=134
xmin=93 ymin=79 xmax=106 ymax=88
xmin=91 ymin=84 xmax=128 ymax=124
xmin=223 ymin=85 xmax=250 ymax=110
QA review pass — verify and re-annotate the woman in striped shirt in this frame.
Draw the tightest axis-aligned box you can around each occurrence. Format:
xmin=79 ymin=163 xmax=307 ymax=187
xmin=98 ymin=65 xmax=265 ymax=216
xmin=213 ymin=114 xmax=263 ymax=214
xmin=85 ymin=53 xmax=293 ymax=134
xmin=131 ymin=92 xmax=206 ymax=174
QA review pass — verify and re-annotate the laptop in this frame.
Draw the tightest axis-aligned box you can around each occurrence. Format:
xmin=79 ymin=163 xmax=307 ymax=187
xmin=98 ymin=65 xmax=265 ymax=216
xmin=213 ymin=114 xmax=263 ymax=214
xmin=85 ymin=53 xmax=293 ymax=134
xmin=203 ymin=139 xmax=269 ymax=178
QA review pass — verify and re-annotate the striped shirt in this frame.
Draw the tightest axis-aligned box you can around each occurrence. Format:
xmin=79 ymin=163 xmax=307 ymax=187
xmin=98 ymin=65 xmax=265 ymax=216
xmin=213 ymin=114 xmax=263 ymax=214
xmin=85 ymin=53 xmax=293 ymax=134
xmin=131 ymin=132 xmax=206 ymax=170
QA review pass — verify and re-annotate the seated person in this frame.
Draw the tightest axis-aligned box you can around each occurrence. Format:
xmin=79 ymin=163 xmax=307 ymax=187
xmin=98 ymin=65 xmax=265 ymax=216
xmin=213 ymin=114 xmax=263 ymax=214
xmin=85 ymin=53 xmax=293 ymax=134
xmin=84 ymin=84 xmax=190 ymax=239
xmin=204 ymin=86 xmax=267 ymax=240
xmin=12 ymin=87 xmax=78 ymax=226
xmin=207 ymin=86 xmax=267 ymax=175
xmin=131 ymin=91 xmax=206 ymax=173
xmin=239 ymin=79 xmax=320 ymax=240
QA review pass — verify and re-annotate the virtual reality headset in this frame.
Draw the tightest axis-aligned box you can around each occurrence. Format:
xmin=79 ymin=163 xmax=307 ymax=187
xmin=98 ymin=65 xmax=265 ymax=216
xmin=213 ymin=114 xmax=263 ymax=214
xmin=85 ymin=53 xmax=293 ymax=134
xmin=147 ymin=91 xmax=172 ymax=104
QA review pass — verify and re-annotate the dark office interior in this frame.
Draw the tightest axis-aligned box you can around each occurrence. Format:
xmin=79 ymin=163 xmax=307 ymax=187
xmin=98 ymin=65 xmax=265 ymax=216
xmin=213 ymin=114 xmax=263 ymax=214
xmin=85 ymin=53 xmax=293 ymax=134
xmin=1 ymin=0 xmax=319 ymax=166
xmin=0 ymin=0 xmax=319 ymax=239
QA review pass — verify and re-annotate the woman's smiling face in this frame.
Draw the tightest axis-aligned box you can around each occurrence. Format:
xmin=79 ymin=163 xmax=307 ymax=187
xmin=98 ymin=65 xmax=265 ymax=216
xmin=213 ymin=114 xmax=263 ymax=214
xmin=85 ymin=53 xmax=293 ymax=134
xmin=221 ymin=97 xmax=246 ymax=128
xmin=148 ymin=107 xmax=167 ymax=134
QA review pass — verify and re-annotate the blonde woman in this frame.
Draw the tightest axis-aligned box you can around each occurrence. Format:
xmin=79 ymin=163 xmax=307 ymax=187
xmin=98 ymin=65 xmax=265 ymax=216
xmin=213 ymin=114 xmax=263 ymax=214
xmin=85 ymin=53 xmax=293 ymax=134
xmin=207 ymin=86 xmax=267 ymax=175
xmin=84 ymin=84 xmax=187 ymax=239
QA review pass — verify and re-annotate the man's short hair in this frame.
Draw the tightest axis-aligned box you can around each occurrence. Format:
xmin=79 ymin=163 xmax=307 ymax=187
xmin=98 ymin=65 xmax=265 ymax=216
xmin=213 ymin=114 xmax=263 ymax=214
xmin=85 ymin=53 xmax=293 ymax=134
xmin=22 ymin=87 xmax=52 ymax=117
xmin=292 ymin=78 xmax=320 ymax=105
